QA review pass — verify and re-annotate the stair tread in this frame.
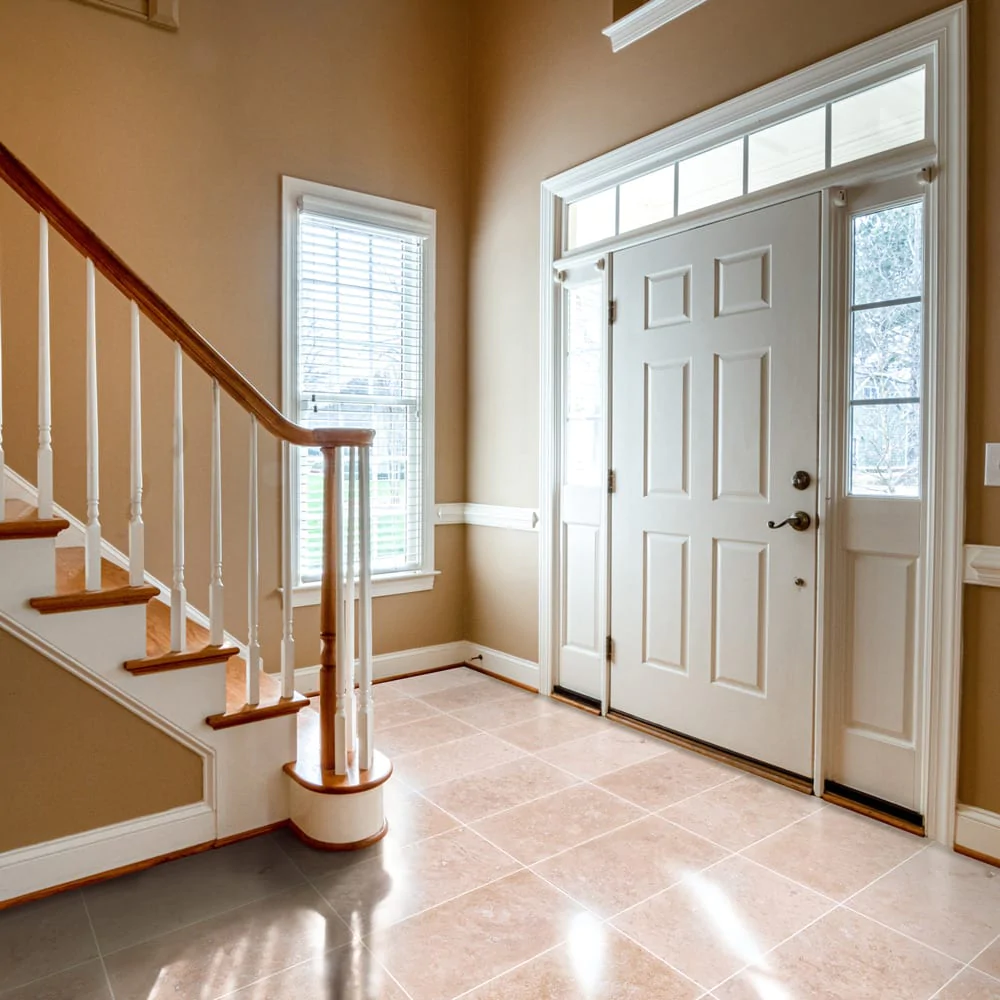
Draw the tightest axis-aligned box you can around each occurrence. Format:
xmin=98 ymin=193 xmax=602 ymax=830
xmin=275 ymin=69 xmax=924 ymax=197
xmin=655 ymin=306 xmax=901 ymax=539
xmin=205 ymin=657 xmax=309 ymax=730
xmin=30 ymin=548 xmax=159 ymax=613
xmin=0 ymin=500 xmax=70 ymax=539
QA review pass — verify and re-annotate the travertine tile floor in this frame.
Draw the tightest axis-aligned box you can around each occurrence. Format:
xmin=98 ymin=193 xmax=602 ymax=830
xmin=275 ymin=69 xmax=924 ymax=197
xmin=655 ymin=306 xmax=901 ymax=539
xmin=3 ymin=667 xmax=999 ymax=999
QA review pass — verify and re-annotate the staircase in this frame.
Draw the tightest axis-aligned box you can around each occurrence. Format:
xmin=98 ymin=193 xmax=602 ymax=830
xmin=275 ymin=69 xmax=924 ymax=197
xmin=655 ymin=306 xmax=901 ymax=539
xmin=0 ymin=144 xmax=391 ymax=906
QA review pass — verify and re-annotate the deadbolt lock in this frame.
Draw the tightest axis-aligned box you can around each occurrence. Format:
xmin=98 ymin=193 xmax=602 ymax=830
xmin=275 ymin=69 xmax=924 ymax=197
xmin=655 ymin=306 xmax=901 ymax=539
xmin=791 ymin=470 xmax=812 ymax=491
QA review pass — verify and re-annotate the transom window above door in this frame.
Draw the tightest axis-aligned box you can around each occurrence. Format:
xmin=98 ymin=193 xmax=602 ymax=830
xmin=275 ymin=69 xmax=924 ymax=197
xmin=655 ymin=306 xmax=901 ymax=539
xmin=282 ymin=177 xmax=437 ymax=603
xmin=565 ymin=65 xmax=928 ymax=252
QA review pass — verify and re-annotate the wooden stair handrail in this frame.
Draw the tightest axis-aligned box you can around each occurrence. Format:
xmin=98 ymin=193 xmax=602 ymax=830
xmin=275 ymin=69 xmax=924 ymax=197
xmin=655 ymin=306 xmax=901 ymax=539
xmin=0 ymin=142 xmax=373 ymax=449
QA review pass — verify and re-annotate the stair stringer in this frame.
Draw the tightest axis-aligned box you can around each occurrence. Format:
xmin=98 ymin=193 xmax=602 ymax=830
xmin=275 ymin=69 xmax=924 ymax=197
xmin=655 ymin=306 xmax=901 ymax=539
xmin=3 ymin=466 xmax=249 ymax=659
xmin=0 ymin=499 xmax=299 ymax=891
xmin=0 ymin=610 xmax=217 ymax=902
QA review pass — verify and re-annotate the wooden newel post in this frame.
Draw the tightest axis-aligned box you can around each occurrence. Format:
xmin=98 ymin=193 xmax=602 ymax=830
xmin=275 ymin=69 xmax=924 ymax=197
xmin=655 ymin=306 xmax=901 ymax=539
xmin=319 ymin=445 xmax=338 ymax=772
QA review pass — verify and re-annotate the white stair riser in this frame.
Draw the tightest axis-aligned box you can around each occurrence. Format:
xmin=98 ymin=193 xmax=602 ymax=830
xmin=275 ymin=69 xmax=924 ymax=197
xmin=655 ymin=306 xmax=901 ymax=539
xmin=216 ymin=718 xmax=297 ymax=838
xmin=0 ymin=539 xmax=57 ymax=601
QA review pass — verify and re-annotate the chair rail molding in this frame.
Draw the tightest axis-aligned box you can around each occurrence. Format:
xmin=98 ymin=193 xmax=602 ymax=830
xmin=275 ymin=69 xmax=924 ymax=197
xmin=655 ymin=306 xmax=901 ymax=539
xmin=435 ymin=503 xmax=539 ymax=531
xmin=604 ymin=0 xmax=711 ymax=52
xmin=964 ymin=544 xmax=1000 ymax=587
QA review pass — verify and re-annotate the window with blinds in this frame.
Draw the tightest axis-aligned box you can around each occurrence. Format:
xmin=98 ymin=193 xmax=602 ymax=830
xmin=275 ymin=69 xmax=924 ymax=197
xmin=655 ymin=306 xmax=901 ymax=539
xmin=289 ymin=189 xmax=433 ymax=587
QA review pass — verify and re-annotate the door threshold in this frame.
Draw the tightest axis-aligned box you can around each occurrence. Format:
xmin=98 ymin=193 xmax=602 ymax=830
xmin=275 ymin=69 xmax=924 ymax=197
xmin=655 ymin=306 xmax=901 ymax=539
xmin=822 ymin=781 xmax=925 ymax=837
xmin=607 ymin=710 xmax=813 ymax=795
xmin=552 ymin=686 xmax=602 ymax=715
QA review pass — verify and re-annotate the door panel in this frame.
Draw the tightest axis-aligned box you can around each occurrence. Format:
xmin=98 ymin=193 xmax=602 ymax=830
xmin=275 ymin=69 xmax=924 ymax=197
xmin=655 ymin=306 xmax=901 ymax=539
xmin=611 ymin=195 xmax=821 ymax=777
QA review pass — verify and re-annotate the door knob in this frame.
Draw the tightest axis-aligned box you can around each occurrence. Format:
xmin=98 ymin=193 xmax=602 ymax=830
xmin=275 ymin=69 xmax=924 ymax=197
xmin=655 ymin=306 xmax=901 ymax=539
xmin=768 ymin=511 xmax=812 ymax=532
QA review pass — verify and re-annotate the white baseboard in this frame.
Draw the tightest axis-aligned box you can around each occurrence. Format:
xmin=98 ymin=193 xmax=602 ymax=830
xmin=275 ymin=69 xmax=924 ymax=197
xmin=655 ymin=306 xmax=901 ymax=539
xmin=295 ymin=640 xmax=470 ymax=694
xmin=0 ymin=802 xmax=216 ymax=904
xmin=466 ymin=642 xmax=540 ymax=691
xmin=955 ymin=805 xmax=1000 ymax=862
xmin=295 ymin=639 xmax=540 ymax=694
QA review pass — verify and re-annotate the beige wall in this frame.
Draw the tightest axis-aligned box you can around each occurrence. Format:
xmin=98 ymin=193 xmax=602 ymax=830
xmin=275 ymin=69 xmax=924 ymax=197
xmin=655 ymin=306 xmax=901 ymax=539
xmin=0 ymin=629 xmax=202 ymax=852
xmin=466 ymin=0 xmax=1000 ymax=813
xmin=0 ymin=0 xmax=470 ymax=668
xmin=613 ymin=0 xmax=651 ymax=19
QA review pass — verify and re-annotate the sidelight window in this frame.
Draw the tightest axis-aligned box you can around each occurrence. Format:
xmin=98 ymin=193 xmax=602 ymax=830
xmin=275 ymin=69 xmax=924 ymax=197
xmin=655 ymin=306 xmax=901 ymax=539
xmin=847 ymin=200 xmax=925 ymax=497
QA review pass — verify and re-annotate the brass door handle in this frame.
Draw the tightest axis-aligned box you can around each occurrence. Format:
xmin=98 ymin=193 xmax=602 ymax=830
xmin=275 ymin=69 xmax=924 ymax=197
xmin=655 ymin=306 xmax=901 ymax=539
xmin=768 ymin=511 xmax=812 ymax=532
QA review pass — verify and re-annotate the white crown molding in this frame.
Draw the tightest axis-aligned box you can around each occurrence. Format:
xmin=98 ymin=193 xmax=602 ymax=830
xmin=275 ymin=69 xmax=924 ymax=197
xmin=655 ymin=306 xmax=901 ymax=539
xmin=604 ymin=0 xmax=710 ymax=53
xmin=435 ymin=503 xmax=539 ymax=531
xmin=955 ymin=804 xmax=1000 ymax=863
xmin=965 ymin=545 xmax=1000 ymax=587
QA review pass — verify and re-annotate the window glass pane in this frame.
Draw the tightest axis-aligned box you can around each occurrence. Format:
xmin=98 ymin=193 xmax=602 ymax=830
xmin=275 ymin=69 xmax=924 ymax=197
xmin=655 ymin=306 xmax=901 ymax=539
xmin=677 ymin=139 xmax=744 ymax=215
xmin=564 ymin=280 xmax=604 ymax=487
xmin=850 ymin=402 xmax=921 ymax=497
xmin=567 ymin=188 xmax=617 ymax=249
xmin=297 ymin=210 xmax=424 ymax=579
xmin=831 ymin=67 xmax=926 ymax=167
xmin=618 ymin=164 xmax=676 ymax=233
xmin=748 ymin=108 xmax=827 ymax=192
xmin=852 ymin=303 xmax=922 ymax=400
xmin=852 ymin=201 xmax=924 ymax=305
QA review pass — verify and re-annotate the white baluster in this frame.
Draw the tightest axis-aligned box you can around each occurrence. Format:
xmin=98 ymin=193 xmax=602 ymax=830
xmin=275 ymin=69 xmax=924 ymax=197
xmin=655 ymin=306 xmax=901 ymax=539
xmin=129 ymin=302 xmax=144 ymax=586
xmin=358 ymin=445 xmax=374 ymax=771
xmin=171 ymin=342 xmax=187 ymax=652
xmin=280 ymin=440 xmax=295 ymax=700
xmin=333 ymin=446 xmax=348 ymax=775
xmin=37 ymin=215 xmax=53 ymax=519
xmin=345 ymin=446 xmax=357 ymax=757
xmin=84 ymin=261 xmax=101 ymax=590
xmin=246 ymin=414 xmax=261 ymax=705
xmin=209 ymin=380 xmax=224 ymax=646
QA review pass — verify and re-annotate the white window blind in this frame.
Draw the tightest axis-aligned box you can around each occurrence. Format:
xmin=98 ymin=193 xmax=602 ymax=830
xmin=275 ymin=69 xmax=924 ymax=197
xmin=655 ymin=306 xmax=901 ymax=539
xmin=295 ymin=208 xmax=426 ymax=583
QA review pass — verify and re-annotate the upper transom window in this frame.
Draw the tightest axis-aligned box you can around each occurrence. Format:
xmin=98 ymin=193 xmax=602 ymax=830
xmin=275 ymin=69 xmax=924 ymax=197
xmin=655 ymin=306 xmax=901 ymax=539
xmin=564 ymin=65 xmax=928 ymax=252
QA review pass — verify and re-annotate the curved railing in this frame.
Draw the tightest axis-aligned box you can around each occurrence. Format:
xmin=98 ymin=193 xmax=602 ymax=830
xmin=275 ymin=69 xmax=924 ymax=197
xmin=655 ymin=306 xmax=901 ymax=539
xmin=0 ymin=142 xmax=374 ymax=774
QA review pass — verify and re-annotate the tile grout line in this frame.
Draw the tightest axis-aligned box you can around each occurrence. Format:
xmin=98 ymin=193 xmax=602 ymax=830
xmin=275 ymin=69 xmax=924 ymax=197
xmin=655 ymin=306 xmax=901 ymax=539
xmin=79 ymin=892 xmax=116 ymax=1000
xmin=0 ymin=956 xmax=108 ymax=999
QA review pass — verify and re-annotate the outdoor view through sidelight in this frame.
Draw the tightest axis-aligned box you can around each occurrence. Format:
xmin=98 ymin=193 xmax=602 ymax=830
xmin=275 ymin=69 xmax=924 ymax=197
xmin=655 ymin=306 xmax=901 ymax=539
xmin=848 ymin=200 xmax=925 ymax=498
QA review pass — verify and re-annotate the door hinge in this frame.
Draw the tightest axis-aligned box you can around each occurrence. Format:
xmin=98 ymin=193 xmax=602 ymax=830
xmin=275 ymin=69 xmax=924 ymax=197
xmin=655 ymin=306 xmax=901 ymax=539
xmin=607 ymin=469 xmax=617 ymax=494
xmin=608 ymin=299 xmax=617 ymax=325
xmin=605 ymin=635 xmax=614 ymax=662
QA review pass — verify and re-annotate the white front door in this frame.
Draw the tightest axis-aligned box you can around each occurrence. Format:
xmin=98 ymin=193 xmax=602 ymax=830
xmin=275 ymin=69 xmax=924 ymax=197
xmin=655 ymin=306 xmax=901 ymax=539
xmin=610 ymin=195 xmax=821 ymax=778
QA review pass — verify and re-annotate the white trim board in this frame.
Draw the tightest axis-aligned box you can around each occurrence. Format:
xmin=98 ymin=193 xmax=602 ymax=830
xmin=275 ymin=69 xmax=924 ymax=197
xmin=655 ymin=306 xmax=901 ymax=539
xmin=435 ymin=503 xmax=539 ymax=531
xmin=0 ymin=803 xmax=214 ymax=904
xmin=965 ymin=545 xmax=1000 ymax=587
xmin=295 ymin=640 xmax=540 ymax=694
xmin=604 ymin=0 xmax=710 ymax=53
xmin=955 ymin=805 xmax=1000 ymax=863
xmin=539 ymin=5 xmax=968 ymax=846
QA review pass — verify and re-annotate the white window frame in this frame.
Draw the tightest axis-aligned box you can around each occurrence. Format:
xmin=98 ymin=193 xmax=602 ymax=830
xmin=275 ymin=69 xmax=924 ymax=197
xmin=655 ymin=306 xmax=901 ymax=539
xmin=539 ymin=4 xmax=967 ymax=846
xmin=281 ymin=176 xmax=437 ymax=605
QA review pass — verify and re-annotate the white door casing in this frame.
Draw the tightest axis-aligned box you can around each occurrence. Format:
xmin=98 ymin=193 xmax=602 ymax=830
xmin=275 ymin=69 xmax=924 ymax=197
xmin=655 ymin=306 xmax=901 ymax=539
xmin=610 ymin=195 xmax=822 ymax=778
xmin=556 ymin=260 xmax=610 ymax=703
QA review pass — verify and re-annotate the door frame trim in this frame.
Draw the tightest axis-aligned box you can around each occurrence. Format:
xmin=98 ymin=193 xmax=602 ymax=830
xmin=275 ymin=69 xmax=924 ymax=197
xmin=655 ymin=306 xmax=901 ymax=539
xmin=538 ymin=4 xmax=967 ymax=846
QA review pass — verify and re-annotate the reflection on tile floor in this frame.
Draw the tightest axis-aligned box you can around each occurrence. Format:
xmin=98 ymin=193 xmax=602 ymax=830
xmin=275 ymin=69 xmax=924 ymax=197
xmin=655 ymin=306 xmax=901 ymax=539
xmin=2 ymin=667 xmax=999 ymax=1000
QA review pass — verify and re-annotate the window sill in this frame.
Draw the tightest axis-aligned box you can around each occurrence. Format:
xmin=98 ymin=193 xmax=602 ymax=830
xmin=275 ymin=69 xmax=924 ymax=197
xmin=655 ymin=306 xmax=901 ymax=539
xmin=291 ymin=570 xmax=439 ymax=607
